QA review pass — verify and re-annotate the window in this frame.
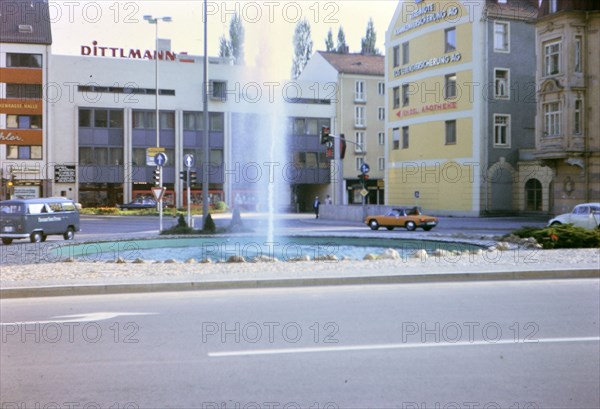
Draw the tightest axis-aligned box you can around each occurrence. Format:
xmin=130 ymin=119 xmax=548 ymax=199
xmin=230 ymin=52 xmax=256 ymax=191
xmin=392 ymin=127 xmax=400 ymax=150
xmin=525 ymin=179 xmax=542 ymax=211
xmin=183 ymin=112 xmax=204 ymax=130
xmin=549 ymin=0 xmax=557 ymax=13
xmin=493 ymin=22 xmax=509 ymax=52
xmin=494 ymin=69 xmax=509 ymax=98
xmin=209 ymin=112 xmax=224 ymax=131
xmin=574 ymin=99 xmax=583 ymax=135
xmin=378 ymin=157 xmax=385 ymax=171
xmin=378 ymin=132 xmax=385 ymax=145
xmin=355 ymin=80 xmax=365 ymax=101
xmin=293 ymin=118 xmax=305 ymax=135
xmin=305 ymin=152 xmax=318 ymax=168
xmin=378 ymin=82 xmax=385 ymax=96
xmin=445 ymin=28 xmax=456 ymax=53
xmin=132 ymin=111 xmax=156 ymax=129
xmin=356 ymin=157 xmax=365 ymax=171
xmin=79 ymin=109 xmax=92 ymax=127
xmin=109 ymin=110 xmax=124 ymax=128
xmin=6 ymin=84 xmax=42 ymax=99
xmin=444 ymin=74 xmax=457 ymax=99
xmin=543 ymin=101 xmax=561 ymax=136
xmin=160 ymin=112 xmax=175 ymax=129
xmin=132 ymin=148 xmax=146 ymax=166
xmin=393 ymin=86 xmax=400 ymax=109
xmin=355 ymin=131 xmax=365 ymax=153
xmin=6 ymin=53 xmax=42 ymax=67
xmin=402 ymin=84 xmax=410 ymax=106
xmin=210 ymin=80 xmax=227 ymax=101
xmin=402 ymin=42 xmax=409 ymax=65
xmin=7 ymin=145 xmax=42 ymax=160
xmin=544 ymin=41 xmax=560 ymax=76
xmin=94 ymin=110 xmax=108 ymax=128
xmin=402 ymin=126 xmax=409 ymax=149
xmin=6 ymin=115 xmax=42 ymax=129
xmin=393 ymin=45 xmax=400 ymax=67
xmin=445 ymin=120 xmax=457 ymax=145
xmin=494 ymin=114 xmax=510 ymax=147
xmin=306 ymin=119 xmax=318 ymax=135
xmin=574 ymin=36 xmax=582 ymax=73
xmin=378 ymin=107 xmax=385 ymax=121
xmin=355 ymin=106 xmax=365 ymax=127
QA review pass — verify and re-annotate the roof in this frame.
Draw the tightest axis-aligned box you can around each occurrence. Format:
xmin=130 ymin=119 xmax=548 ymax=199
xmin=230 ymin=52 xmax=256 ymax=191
xmin=486 ymin=0 xmax=539 ymax=21
xmin=0 ymin=0 xmax=52 ymax=45
xmin=317 ymin=51 xmax=384 ymax=76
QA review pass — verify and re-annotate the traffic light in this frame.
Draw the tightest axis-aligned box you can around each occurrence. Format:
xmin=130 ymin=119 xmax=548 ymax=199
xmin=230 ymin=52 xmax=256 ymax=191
xmin=189 ymin=170 xmax=197 ymax=186
xmin=153 ymin=168 xmax=161 ymax=185
xmin=320 ymin=126 xmax=331 ymax=145
xmin=179 ymin=170 xmax=188 ymax=183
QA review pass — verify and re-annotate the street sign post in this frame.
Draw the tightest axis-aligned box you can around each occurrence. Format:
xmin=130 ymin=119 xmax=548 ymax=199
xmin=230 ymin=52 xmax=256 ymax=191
xmin=183 ymin=154 xmax=194 ymax=227
xmin=151 ymin=186 xmax=166 ymax=201
xmin=153 ymin=152 xmax=168 ymax=232
xmin=360 ymin=163 xmax=370 ymax=174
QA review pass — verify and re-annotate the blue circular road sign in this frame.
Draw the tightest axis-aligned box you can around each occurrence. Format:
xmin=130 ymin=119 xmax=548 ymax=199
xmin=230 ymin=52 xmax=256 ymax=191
xmin=184 ymin=154 xmax=195 ymax=168
xmin=154 ymin=152 xmax=168 ymax=167
xmin=360 ymin=163 xmax=370 ymax=174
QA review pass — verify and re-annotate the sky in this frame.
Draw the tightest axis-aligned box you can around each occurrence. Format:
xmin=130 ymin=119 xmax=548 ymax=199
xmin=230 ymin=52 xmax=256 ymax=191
xmin=49 ymin=0 xmax=399 ymax=79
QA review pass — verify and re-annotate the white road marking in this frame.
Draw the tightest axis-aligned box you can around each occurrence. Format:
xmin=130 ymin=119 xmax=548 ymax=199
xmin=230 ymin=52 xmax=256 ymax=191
xmin=208 ymin=336 xmax=600 ymax=358
xmin=0 ymin=312 xmax=156 ymax=326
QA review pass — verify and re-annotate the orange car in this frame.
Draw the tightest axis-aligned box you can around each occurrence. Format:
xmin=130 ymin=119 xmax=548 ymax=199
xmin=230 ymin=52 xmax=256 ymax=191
xmin=365 ymin=207 xmax=438 ymax=231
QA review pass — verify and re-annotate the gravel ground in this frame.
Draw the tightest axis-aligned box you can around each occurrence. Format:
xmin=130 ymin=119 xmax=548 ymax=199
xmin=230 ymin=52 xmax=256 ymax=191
xmin=1 ymin=246 xmax=598 ymax=289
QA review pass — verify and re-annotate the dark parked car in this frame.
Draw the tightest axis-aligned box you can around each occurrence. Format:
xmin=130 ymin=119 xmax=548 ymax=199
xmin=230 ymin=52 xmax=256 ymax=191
xmin=117 ymin=197 xmax=159 ymax=210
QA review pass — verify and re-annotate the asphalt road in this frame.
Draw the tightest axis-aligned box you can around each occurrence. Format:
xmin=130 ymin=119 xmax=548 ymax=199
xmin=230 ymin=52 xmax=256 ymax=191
xmin=2 ymin=279 xmax=598 ymax=408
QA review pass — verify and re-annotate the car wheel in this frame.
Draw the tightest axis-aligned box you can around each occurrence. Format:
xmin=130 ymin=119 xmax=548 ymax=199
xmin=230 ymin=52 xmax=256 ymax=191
xmin=41 ymin=234 xmax=47 ymax=242
xmin=423 ymin=226 xmax=433 ymax=231
xmin=369 ymin=220 xmax=379 ymax=230
xmin=405 ymin=221 xmax=416 ymax=231
xmin=63 ymin=227 xmax=75 ymax=240
xmin=550 ymin=222 xmax=561 ymax=226
xmin=2 ymin=238 xmax=13 ymax=245
xmin=30 ymin=231 xmax=43 ymax=243
xmin=386 ymin=227 xmax=394 ymax=231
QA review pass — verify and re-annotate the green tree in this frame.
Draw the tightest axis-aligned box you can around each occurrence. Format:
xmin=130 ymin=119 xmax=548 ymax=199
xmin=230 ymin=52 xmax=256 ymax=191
xmin=218 ymin=12 xmax=244 ymax=65
xmin=325 ymin=28 xmax=335 ymax=52
xmin=291 ymin=18 xmax=313 ymax=79
xmin=337 ymin=26 xmax=348 ymax=53
xmin=361 ymin=18 xmax=380 ymax=55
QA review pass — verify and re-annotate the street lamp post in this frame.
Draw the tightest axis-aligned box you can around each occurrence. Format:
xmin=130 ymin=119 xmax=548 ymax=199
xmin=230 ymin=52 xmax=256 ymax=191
xmin=144 ymin=15 xmax=171 ymax=232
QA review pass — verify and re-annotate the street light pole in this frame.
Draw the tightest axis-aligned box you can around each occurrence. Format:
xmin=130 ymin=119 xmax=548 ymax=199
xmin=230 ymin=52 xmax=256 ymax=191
xmin=202 ymin=0 xmax=210 ymax=223
xmin=144 ymin=14 xmax=171 ymax=232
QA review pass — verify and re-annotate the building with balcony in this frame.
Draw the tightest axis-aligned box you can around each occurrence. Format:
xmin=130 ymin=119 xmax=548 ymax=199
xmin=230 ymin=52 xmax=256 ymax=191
xmin=298 ymin=51 xmax=386 ymax=205
xmin=535 ymin=0 xmax=600 ymax=215
xmin=0 ymin=0 xmax=52 ymax=200
xmin=385 ymin=0 xmax=542 ymax=216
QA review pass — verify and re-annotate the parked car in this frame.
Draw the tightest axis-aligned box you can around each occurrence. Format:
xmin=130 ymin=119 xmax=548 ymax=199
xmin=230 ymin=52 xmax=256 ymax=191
xmin=117 ymin=197 xmax=159 ymax=210
xmin=548 ymin=202 xmax=600 ymax=230
xmin=0 ymin=197 xmax=80 ymax=244
xmin=365 ymin=207 xmax=438 ymax=231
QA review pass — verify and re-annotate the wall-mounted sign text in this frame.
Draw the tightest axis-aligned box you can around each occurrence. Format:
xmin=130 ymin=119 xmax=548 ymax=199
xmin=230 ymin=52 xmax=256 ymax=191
xmin=394 ymin=52 xmax=461 ymax=78
xmin=396 ymin=101 xmax=458 ymax=118
xmin=81 ymin=40 xmax=190 ymax=63
xmin=395 ymin=3 xmax=460 ymax=36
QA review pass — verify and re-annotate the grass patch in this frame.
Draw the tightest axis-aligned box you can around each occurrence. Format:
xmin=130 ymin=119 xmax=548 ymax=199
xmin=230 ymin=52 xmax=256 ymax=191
xmin=510 ymin=224 xmax=600 ymax=249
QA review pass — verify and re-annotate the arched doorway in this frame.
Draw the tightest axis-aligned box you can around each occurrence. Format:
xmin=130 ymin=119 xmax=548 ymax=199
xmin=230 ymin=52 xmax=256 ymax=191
xmin=525 ymin=179 xmax=543 ymax=211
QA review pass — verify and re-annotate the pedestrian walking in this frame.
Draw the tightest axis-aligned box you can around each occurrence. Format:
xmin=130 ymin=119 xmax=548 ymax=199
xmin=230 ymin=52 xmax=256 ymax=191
xmin=313 ymin=196 xmax=320 ymax=219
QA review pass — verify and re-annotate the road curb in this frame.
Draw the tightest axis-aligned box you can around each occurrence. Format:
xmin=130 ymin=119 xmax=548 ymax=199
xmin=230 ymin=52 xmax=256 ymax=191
xmin=1 ymin=268 xmax=598 ymax=299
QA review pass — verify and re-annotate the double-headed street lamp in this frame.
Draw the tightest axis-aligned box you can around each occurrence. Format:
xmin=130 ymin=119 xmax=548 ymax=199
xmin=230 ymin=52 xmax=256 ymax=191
xmin=143 ymin=14 xmax=171 ymax=232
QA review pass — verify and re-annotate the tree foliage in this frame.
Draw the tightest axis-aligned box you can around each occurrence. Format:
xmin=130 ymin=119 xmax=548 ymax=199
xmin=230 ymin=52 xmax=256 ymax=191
xmin=325 ymin=28 xmax=335 ymax=52
xmin=218 ymin=12 xmax=244 ymax=65
xmin=291 ymin=18 xmax=313 ymax=79
xmin=361 ymin=18 xmax=380 ymax=55
xmin=337 ymin=26 xmax=348 ymax=53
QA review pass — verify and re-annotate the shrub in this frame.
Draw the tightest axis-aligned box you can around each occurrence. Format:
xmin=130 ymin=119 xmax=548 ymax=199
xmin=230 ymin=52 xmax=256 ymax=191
xmin=512 ymin=224 xmax=600 ymax=249
xmin=203 ymin=213 xmax=216 ymax=233
xmin=214 ymin=201 xmax=227 ymax=212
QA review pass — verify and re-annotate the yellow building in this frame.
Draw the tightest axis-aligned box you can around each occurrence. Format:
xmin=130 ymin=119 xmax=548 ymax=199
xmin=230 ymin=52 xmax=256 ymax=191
xmin=386 ymin=0 xmax=540 ymax=216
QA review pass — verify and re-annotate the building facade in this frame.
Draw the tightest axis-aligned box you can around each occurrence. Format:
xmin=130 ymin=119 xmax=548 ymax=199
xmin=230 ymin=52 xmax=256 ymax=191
xmin=535 ymin=0 xmax=600 ymax=215
xmin=385 ymin=0 xmax=541 ymax=216
xmin=0 ymin=0 xmax=52 ymax=200
xmin=298 ymin=51 xmax=386 ymax=206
